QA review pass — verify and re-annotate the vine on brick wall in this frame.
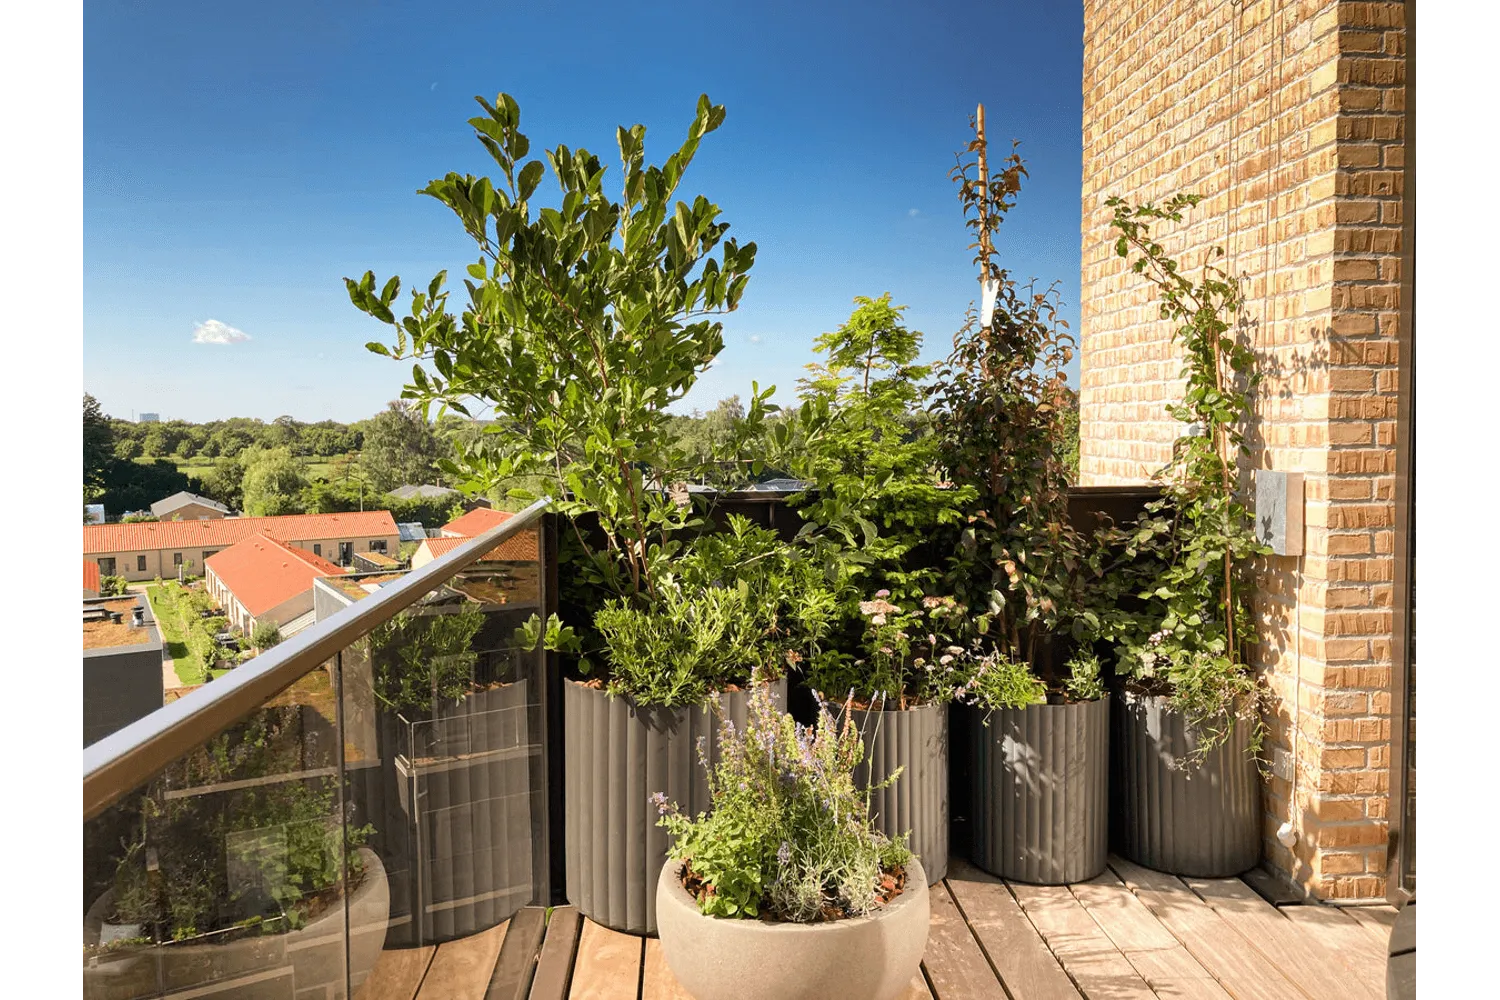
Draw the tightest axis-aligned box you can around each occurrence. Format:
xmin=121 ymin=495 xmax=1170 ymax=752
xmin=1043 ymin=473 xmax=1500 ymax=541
xmin=1091 ymin=194 xmax=1272 ymax=763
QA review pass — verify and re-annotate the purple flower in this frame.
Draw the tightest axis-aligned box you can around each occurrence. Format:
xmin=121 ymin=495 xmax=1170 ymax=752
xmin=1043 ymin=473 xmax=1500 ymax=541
xmin=777 ymin=841 xmax=792 ymax=867
xmin=649 ymin=791 xmax=675 ymax=816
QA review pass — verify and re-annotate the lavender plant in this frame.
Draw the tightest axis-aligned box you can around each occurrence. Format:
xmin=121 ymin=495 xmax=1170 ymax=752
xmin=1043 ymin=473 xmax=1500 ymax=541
xmin=656 ymin=682 xmax=911 ymax=922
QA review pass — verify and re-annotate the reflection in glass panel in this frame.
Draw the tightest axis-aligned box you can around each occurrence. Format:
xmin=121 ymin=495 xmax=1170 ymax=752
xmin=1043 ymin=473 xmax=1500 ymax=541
xmin=83 ymin=668 xmax=353 ymax=1000
xmin=83 ymin=524 xmax=549 ymax=999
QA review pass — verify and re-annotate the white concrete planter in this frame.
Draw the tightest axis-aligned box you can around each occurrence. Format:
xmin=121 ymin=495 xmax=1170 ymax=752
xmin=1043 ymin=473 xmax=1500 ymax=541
xmin=655 ymin=857 xmax=929 ymax=1000
xmin=83 ymin=847 xmax=389 ymax=999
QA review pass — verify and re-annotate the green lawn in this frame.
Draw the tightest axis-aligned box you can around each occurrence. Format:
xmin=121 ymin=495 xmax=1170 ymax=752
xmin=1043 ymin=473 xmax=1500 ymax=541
xmin=146 ymin=584 xmax=209 ymax=686
xmin=135 ymin=456 xmax=341 ymax=481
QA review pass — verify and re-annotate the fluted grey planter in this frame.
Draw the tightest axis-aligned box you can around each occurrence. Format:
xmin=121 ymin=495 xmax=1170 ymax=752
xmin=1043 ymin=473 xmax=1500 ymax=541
xmin=966 ymin=697 xmax=1109 ymax=884
xmin=1112 ymin=688 xmax=1260 ymax=877
xmin=564 ymin=677 xmax=786 ymax=934
xmin=843 ymin=702 xmax=948 ymax=884
xmin=395 ymin=681 xmax=535 ymax=944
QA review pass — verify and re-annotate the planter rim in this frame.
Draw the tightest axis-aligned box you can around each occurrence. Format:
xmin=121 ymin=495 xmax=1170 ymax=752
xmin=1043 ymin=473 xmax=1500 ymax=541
xmin=563 ymin=675 xmax=785 ymax=713
xmin=658 ymin=857 xmax=927 ymax=936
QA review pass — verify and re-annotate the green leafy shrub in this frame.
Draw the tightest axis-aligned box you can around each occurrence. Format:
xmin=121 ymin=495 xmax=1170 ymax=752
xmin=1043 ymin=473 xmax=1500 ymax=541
xmin=99 ymin=574 xmax=128 ymax=597
xmin=251 ymin=621 xmax=283 ymax=650
xmin=657 ymin=683 xmax=910 ymax=921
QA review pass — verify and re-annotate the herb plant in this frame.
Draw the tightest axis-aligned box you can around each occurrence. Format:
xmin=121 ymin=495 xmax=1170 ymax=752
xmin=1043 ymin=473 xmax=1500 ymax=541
xmin=656 ymin=682 xmax=911 ymax=922
xmin=370 ymin=600 xmax=487 ymax=718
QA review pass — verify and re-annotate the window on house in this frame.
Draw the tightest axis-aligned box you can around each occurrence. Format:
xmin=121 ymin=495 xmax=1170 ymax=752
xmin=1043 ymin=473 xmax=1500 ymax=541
xmin=136 ymin=555 xmax=147 ymax=572
xmin=98 ymin=557 xmax=115 ymax=576
xmin=313 ymin=543 xmax=322 ymax=557
xmin=173 ymin=552 xmax=182 ymax=566
xmin=370 ymin=540 xmax=387 ymax=552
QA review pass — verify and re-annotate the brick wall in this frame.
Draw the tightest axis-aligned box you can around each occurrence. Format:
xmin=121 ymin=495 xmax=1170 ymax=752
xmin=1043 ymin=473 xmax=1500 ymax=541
xmin=1080 ymin=0 xmax=1405 ymax=899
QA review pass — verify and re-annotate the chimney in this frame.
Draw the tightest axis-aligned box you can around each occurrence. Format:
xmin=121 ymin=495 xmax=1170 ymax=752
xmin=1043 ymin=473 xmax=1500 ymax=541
xmin=110 ymin=612 xmax=123 ymax=625
xmin=131 ymin=606 xmax=145 ymax=628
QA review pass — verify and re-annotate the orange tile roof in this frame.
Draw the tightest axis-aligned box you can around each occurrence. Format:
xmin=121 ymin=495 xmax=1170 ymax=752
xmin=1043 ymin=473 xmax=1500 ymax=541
xmin=206 ymin=534 xmax=349 ymax=617
xmin=441 ymin=506 xmax=513 ymax=537
xmin=421 ymin=529 xmax=538 ymax=563
xmin=83 ymin=510 xmax=399 ymax=555
xmin=83 ymin=558 xmax=100 ymax=594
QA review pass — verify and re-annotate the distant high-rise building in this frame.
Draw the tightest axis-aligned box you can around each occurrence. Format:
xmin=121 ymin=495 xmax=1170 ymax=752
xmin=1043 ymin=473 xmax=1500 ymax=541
xmin=138 ymin=412 xmax=160 ymax=423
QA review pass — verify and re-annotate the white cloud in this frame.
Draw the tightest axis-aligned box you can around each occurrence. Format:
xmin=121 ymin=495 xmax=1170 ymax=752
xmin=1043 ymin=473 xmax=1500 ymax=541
xmin=192 ymin=319 xmax=251 ymax=345
xmin=908 ymin=208 xmax=921 ymax=217
xmin=749 ymin=335 xmax=762 ymax=344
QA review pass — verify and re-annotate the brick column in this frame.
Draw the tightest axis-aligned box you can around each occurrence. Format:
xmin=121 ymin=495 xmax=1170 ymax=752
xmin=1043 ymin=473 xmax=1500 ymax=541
xmin=1080 ymin=0 xmax=1405 ymax=899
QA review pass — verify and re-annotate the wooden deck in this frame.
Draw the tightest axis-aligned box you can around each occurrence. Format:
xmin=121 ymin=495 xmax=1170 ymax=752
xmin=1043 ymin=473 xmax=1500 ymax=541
xmin=354 ymin=856 xmax=1395 ymax=1000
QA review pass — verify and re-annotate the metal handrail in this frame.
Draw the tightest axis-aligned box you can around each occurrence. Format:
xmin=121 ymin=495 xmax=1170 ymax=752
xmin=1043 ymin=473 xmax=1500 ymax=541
xmin=82 ymin=497 xmax=552 ymax=821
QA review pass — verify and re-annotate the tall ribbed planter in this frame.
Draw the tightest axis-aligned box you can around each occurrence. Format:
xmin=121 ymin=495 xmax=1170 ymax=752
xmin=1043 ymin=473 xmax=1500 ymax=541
xmin=395 ymin=681 xmax=536 ymax=943
xmin=564 ymin=677 xmax=787 ymax=934
xmin=1112 ymin=688 xmax=1260 ymax=877
xmin=845 ymin=702 xmax=948 ymax=884
xmin=966 ymin=697 xmax=1108 ymax=884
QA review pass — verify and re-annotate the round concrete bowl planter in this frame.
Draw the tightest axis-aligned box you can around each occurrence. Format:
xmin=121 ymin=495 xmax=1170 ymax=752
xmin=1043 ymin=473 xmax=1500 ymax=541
xmin=655 ymin=857 xmax=929 ymax=1000
xmin=563 ymin=677 xmax=787 ymax=935
xmin=838 ymin=701 xmax=948 ymax=884
xmin=83 ymin=847 xmax=389 ymax=999
xmin=967 ymin=696 xmax=1109 ymax=884
xmin=1112 ymin=688 xmax=1260 ymax=877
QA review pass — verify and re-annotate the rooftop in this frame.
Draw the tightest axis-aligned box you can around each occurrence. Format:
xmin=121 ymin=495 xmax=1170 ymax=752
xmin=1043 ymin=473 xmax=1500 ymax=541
xmin=83 ymin=509 xmax=400 ymax=554
xmin=442 ymin=506 xmax=514 ymax=537
xmin=206 ymin=534 xmax=349 ymax=616
xmin=82 ymin=597 xmax=154 ymax=650
xmin=422 ymin=531 xmax=539 ymax=564
xmin=150 ymin=490 xmax=231 ymax=518
xmin=389 ymin=483 xmax=460 ymax=500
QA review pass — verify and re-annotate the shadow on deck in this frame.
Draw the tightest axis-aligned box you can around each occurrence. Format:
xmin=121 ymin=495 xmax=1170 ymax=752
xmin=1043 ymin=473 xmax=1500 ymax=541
xmin=356 ymin=856 xmax=1397 ymax=1000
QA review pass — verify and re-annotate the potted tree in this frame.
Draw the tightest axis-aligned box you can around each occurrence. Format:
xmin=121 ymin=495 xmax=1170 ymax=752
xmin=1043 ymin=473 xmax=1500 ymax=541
xmin=350 ymin=91 xmax=821 ymax=933
xmin=1088 ymin=194 xmax=1271 ymax=877
xmin=777 ymin=294 xmax=972 ymax=884
xmin=654 ymin=682 xmax=928 ymax=1000
xmin=927 ymin=111 xmax=1109 ymax=885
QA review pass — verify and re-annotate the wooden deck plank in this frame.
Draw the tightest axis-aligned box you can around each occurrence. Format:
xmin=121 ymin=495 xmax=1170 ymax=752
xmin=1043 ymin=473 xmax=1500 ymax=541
xmin=641 ymin=938 xmax=694 ymax=1000
xmin=567 ymin=919 xmax=642 ymax=1000
xmin=922 ymin=881 xmax=1008 ymax=1000
xmin=944 ymin=861 xmax=1081 ymax=1000
xmin=1008 ymin=880 xmax=1157 ymax=1000
xmin=417 ymin=920 xmax=509 ymax=1000
xmin=898 ymin=970 xmax=935 ymax=999
xmin=355 ymin=945 xmax=437 ymax=1000
xmin=489 ymin=907 xmax=551 ymax=1000
xmin=1341 ymin=905 xmax=1398 ymax=947
xmin=1108 ymin=857 xmax=1307 ymax=1000
xmin=1185 ymin=877 xmax=1382 ymax=1000
xmin=1069 ymin=871 xmax=1232 ymax=1000
xmin=1280 ymin=904 xmax=1389 ymax=999
xmin=530 ymin=907 xmax=583 ymax=1000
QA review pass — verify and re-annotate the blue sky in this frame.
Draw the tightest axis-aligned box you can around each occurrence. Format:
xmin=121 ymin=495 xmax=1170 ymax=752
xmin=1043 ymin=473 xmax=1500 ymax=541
xmin=84 ymin=1 xmax=1084 ymax=424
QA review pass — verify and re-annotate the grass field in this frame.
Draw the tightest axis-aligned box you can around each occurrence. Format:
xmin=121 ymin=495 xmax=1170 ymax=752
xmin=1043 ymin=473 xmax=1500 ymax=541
xmin=135 ymin=456 xmax=342 ymax=481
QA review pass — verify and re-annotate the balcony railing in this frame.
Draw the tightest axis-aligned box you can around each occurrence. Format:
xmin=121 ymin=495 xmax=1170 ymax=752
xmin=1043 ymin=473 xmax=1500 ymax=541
xmin=82 ymin=498 xmax=553 ymax=1000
